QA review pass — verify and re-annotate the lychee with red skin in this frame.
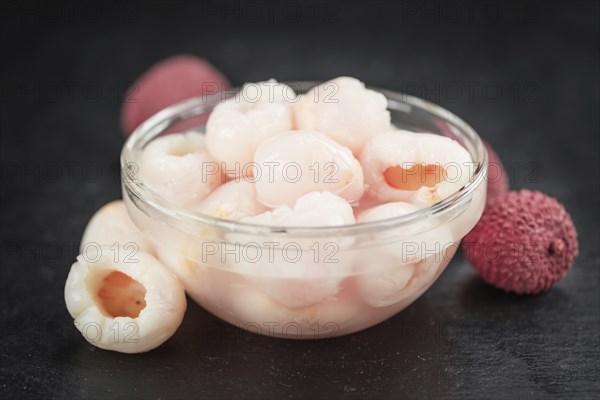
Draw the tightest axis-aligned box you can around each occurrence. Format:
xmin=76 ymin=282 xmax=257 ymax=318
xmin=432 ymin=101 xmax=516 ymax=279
xmin=121 ymin=55 xmax=230 ymax=136
xmin=485 ymin=142 xmax=509 ymax=203
xmin=462 ymin=190 xmax=578 ymax=295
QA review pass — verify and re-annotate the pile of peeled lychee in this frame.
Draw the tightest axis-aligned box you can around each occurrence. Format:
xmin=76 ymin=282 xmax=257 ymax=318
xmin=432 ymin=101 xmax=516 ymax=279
xmin=121 ymin=55 xmax=577 ymax=297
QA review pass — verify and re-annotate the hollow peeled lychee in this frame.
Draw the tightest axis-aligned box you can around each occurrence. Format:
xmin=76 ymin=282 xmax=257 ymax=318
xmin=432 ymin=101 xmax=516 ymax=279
xmin=64 ymin=247 xmax=186 ymax=353
xmin=360 ymin=130 xmax=472 ymax=208
xmin=485 ymin=142 xmax=509 ymax=203
xmin=462 ymin=190 xmax=578 ymax=294
xmin=138 ymin=131 xmax=222 ymax=207
xmin=121 ymin=55 xmax=230 ymax=136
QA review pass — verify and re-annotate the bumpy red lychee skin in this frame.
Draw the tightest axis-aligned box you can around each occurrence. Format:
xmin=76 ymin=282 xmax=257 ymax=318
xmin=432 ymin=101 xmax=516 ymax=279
xmin=462 ymin=190 xmax=578 ymax=295
xmin=121 ymin=55 xmax=230 ymax=136
xmin=485 ymin=142 xmax=509 ymax=203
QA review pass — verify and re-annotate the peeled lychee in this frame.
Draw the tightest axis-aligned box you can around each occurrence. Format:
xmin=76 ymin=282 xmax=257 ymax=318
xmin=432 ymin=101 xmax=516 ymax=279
xmin=485 ymin=142 xmax=509 ymax=203
xmin=121 ymin=55 xmax=230 ymax=136
xmin=433 ymin=119 xmax=508 ymax=205
xmin=462 ymin=190 xmax=578 ymax=294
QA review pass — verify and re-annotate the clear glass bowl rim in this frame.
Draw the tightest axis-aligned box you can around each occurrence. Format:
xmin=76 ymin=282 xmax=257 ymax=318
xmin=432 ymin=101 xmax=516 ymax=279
xmin=121 ymin=81 xmax=487 ymax=238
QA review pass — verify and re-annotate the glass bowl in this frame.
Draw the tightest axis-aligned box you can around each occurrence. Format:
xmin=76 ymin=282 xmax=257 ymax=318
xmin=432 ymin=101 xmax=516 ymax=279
xmin=121 ymin=82 xmax=488 ymax=339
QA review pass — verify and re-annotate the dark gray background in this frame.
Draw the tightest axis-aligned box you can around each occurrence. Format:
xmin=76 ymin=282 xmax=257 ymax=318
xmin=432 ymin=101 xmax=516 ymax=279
xmin=1 ymin=1 xmax=599 ymax=399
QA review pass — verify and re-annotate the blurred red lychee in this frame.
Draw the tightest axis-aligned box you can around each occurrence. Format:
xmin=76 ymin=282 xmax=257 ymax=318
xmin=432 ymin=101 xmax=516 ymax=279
xmin=121 ymin=55 xmax=230 ymax=136
xmin=485 ymin=142 xmax=509 ymax=203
